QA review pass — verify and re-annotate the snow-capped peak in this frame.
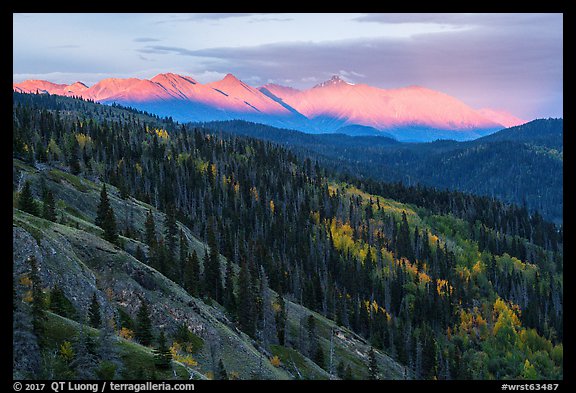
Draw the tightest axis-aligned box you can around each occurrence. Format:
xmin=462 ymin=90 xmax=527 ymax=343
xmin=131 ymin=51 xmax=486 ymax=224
xmin=222 ymin=73 xmax=241 ymax=82
xmin=69 ymin=81 xmax=88 ymax=88
xmin=313 ymin=75 xmax=351 ymax=89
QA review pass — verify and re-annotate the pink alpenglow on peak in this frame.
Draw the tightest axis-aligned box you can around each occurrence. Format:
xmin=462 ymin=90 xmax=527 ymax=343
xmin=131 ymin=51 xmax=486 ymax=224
xmin=13 ymin=80 xmax=70 ymax=95
xmin=64 ymin=82 xmax=89 ymax=95
xmin=259 ymin=84 xmax=301 ymax=103
xmin=313 ymin=75 xmax=353 ymax=89
xmin=13 ymin=73 xmax=528 ymax=141
xmin=274 ymin=80 xmax=502 ymax=131
xmin=206 ymin=74 xmax=292 ymax=115
xmin=477 ymin=108 xmax=527 ymax=128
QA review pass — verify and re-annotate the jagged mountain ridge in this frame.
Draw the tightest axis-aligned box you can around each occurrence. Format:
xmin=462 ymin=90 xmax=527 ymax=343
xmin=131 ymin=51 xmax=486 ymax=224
xmin=13 ymin=73 xmax=525 ymax=141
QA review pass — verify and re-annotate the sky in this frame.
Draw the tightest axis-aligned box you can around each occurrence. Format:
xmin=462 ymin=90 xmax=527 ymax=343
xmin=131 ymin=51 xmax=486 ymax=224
xmin=13 ymin=13 xmax=563 ymax=120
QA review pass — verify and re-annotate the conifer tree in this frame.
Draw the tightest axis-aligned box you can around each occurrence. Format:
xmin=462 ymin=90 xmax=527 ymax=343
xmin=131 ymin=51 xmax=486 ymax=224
xmin=28 ymin=256 xmax=46 ymax=345
xmin=155 ymin=239 xmax=168 ymax=276
xmin=204 ymin=220 xmax=222 ymax=303
xmin=41 ymin=188 xmax=57 ymax=222
xmin=397 ymin=211 xmax=414 ymax=262
xmin=98 ymin=317 xmax=122 ymax=379
xmin=337 ymin=360 xmax=346 ymax=379
xmin=368 ymin=346 xmax=378 ymax=380
xmin=217 ymin=359 xmax=228 ymax=380
xmin=144 ymin=209 xmax=157 ymax=248
xmin=48 ymin=285 xmax=74 ymax=319
xmin=223 ymin=259 xmax=237 ymax=315
xmin=35 ymin=141 xmax=47 ymax=163
xmin=69 ymin=138 xmax=81 ymax=175
xmin=306 ymin=315 xmax=318 ymax=357
xmin=71 ymin=323 xmax=98 ymax=379
xmin=163 ymin=205 xmax=178 ymax=260
xmin=135 ymin=298 xmax=153 ymax=346
xmin=135 ymin=245 xmax=145 ymax=263
xmin=344 ymin=364 xmax=353 ymax=380
xmin=314 ymin=345 xmax=325 ymax=369
xmin=179 ymin=229 xmax=188 ymax=284
xmin=95 ymin=184 xmax=111 ymax=228
xmin=93 ymin=182 xmax=118 ymax=244
xmin=13 ymin=274 xmax=41 ymax=377
xmin=102 ymin=204 xmax=118 ymax=244
xmin=88 ymin=292 xmax=102 ymax=328
xmin=154 ymin=330 xmax=172 ymax=370
xmin=19 ymin=181 xmax=39 ymax=216
xmin=237 ymin=259 xmax=255 ymax=337
xmin=274 ymin=293 xmax=287 ymax=345
xmin=184 ymin=250 xmax=200 ymax=297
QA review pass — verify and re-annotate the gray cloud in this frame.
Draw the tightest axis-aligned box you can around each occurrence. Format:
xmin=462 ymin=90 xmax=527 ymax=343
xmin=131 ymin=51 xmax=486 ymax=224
xmin=354 ymin=13 xmax=561 ymax=27
xmin=53 ymin=45 xmax=80 ymax=49
xmin=138 ymin=54 xmax=154 ymax=62
xmin=149 ymin=19 xmax=561 ymax=118
xmin=13 ymin=13 xmax=562 ymax=120
xmin=138 ymin=45 xmax=197 ymax=56
xmin=157 ymin=13 xmax=278 ymax=23
xmin=248 ymin=16 xmax=294 ymax=23
xmin=133 ymin=37 xmax=161 ymax=43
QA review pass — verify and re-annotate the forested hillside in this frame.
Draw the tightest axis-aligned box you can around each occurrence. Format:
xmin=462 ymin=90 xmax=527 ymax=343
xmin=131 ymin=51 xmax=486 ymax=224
xmin=196 ymin=119 xmax=563 ymax=224
xmin=13 ymin=93 xmax=563 ymax=380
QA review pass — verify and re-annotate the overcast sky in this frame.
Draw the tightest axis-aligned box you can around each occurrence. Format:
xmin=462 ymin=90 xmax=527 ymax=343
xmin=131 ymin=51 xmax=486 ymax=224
xmin=13 ymin=13 xmax=563 ymax=119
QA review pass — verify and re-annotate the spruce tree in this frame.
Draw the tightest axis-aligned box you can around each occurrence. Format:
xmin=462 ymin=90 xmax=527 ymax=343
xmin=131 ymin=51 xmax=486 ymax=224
xmin=184 ymin=250 xmax=200 ymax=297
xmin=19 ymin=181 xmax=39 ymax=216
xmin=163 ymin=205 xmax=178 ymax=260
xmin=69 ymin=139 xmax=81 ymax=175
xmin=144 ymin=209 xmax=157 ymax=248
xmin=98 ymin=317 xmax=122 ymax=379
xmin=28 ymin=256 xmax=46 ymax=345
xmin=71 ymin=323 xmax=98 ymax=379
xmin=397 ymin=211 xmax=414 ymax=262
xmin=223 ymin=259 xmax=237 ymax=315
xmin=135 ymin=298 xmax=153 ymax=346
xmin=344 ymin=364 xmax=353 ymax=380
xmin=156 ymin=240 xmax=167 ymax=276
xmin=368 ymin=346 xmax=378 ymax=380
xmin=48 ymin=285 xmax=68 ymax=317
xmin=204 ymin=220 xmax=222 ymax=303
xmin=118 ymin=177 xmax=129 ymax=199
xmin=306 ymin=315 xmax=318 ymax=357
xmin=274 ymin=293 xmax=287 ymax=345
xmin=95 ymin=184 xmax=111 ymax=228
xmin=41 ymin=187 xmax=57 ymax=222
xmin=314 ymin=345 xmax=325 ymax=369
xmin=88 ymin=292 xmax=102 ymax=328
xmin=217 ymin=359 xmax=228 ymax=380
xmin=202 ymin=249 xmax=209 ymax=297
xmin=102 ymin=204 xmax=118 ymax=244
xmin=337 ymin=360 xmax=346 ymax=379
xmin=135 ymin=244 xmax=145 ymax=263
xmin=154 ymin=330 xmax=172 ymax=370
xmin=178 ymin=229 xmax=188 ymax=285
xmin=237 ymin=259 xmax=255 ymax=337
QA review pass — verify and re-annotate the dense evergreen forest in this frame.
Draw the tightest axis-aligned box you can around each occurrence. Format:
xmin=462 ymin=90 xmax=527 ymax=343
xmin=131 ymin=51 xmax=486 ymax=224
xmin=13 ymin=92 xmax=563 ymax=380
xmin=195 ymin=119 xmax=563 ymax=224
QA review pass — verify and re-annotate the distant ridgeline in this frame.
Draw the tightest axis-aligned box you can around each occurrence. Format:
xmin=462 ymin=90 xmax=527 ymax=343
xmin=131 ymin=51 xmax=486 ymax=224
xmin=192 ymin=118 xmax=563 ymax=225
xmin=13 ymin=92 xmax=562 ymax=380
xmin=13 ymin=73 xmax=523 ymax=142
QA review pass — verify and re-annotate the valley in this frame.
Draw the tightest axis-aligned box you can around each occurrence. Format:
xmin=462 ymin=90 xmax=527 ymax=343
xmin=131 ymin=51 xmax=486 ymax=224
xmin=12 ymin=93 xmax=563 ymax=380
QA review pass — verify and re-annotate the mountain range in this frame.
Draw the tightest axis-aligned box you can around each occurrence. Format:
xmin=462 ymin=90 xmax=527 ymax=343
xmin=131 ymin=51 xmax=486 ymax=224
xmin=13 ymin=73 xmax=526 ymax=142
